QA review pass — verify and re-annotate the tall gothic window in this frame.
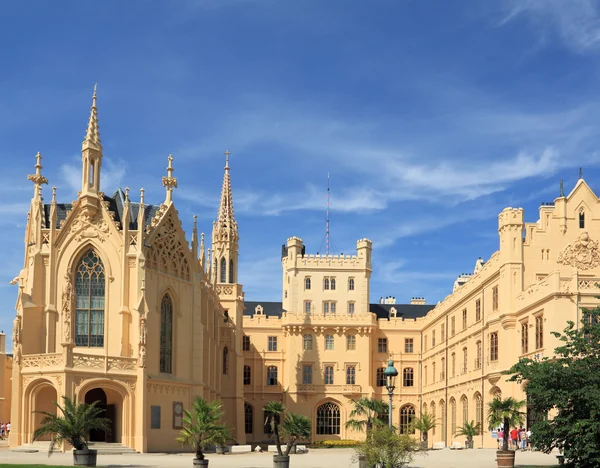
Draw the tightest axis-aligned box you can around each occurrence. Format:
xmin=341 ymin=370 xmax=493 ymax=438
xmin=220 ymin=257 xmax=227 ymax=283
xmin=75 ymin=249 xmax=105 ymax=347
xmin=450 ymin=398 xmax=457 ymax=436
xmin=229 ymin=259 xmax=234 ymax=283
xmin=400 ymin=405 xmax=416 ymax=434
xmin=475 ymin=393 xmax=483 ymax=434
xmin=222 ymin=347 xmax=229 ymax=375
xmin=579 ymin=209 xmax=585 ymax=229
xmin=160 ymin=294 xmax=173 ymax=373
xmin=461 ymin=396 xmax=468 ymax=425
xmin=244 ymin=403 xmax=253 ymax=434
xmin=243 ymin=365 xmax=251 ymax=385
xmin=316 ymin=402 xmax=340 ymax=435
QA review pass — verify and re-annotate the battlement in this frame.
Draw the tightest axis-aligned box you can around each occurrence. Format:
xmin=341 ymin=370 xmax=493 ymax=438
xmin=282 ymin=237 xmax=372 ymax=269
xmin=498 ymin=207 xmax=524 ymax=230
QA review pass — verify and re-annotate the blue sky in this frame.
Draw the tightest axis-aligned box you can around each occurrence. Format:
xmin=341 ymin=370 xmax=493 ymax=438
xmin=2 ymin=0 xmax=600 ymax=339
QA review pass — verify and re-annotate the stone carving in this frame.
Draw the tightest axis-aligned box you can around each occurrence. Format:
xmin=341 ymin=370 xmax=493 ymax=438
xmin=65 ymin=210 xmax=111 ymax=243
xmin=557 ymin=232 xmax=600 ymax=270
xmin=22 ymin=353 xmax=61 ymax=368
xmin=107 ymin=357 xmax=137 ymax=371
xmin=62 ymin=275 xmax=73 ymax=343
xmin=146 ymin=213 xmax=191 ymax=281
xmin=138 ymin=314 xmax=147 ymax=368
xmin=73 ymin=354 xmax=104 ymax=369
xmin=12 ymin=315 xmax=22 ymax=365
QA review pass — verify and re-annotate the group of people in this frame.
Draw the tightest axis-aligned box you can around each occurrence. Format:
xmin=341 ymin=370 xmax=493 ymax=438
xmin=497 ymin=426 xmax=531 ymax=451
xmin=0 ymin=421 xmax=10 ymax=440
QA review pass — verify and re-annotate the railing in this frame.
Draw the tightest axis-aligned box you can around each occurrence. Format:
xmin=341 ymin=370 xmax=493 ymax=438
xmin=72 ymin=353 xmax=137 ymax=372
xmin=297 ymin=384 xmax=362 ymax=394
xmin=22 ymin=353 xmax=62 ymax=369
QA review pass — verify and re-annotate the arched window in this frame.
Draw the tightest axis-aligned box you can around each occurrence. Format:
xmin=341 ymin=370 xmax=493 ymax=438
xmin=348 ymin=278 xmax=355 ymax=291
xmin=266 ymin=366 xmax=278 ymax=386
xmin=324 ymin=278 xmax=330 ymax=290
xmin=399 ymin=405 xmax=416 ymax=434
xmin=490 ymin=332 xmax=499 ymax=361
xmin=475 ymin=393 xmax=483 ymax=434
xmin=305 ymin=277 xmax=311 ymax=290
xmin=580 ymin=209 xmax=585 ymax=229
xmin=243 ymin=365 xmax=251 ymax=385
xmin=75 ymin=249 xmax=105 ymax=347
xmin=160 ymin=293 xmax=173 ymax=373
xmin=450 ymin=398 xmax=456 ymax=436
xmin=220 ymin=257 xmax=226 ymax=283
xmin=330 ymin=278 xmax=336 ymax=290
xmin=222 ymin=347 xmax=229 ymax=375
xmin=461 ymin=396 xmax=468 ymax=425
xmin=431 ymin=401 xmax=436 ymax=435
xmin=244 ymin=403 xmax=253 ymax=434
xmin=229 ymin=259 xmax=234 ymax=283
xmin=463 ymin=347 xmax=468 ymax=374
xmin=440 ymin=400 xmax=447 ymax=444
xmin=423 ymin=403 xmax=428 ymax=414
xmin=316 ymin=402 xmax=340 ymax=435
xmin=403 ymin=368 xmax=414 ymax=387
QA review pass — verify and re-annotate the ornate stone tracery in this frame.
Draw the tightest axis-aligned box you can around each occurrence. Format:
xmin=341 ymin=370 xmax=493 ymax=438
xmin=557 ymin=232 xmax=600 ymax=270
xmin=61 ymin=274 xmax=73 ymax=343
xmin=146 ymin=213 xmax=191 ymax=281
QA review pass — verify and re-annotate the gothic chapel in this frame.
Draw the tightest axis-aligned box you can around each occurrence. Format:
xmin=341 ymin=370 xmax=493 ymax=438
xmin=9 ymin=89 xmax=245 ymax=452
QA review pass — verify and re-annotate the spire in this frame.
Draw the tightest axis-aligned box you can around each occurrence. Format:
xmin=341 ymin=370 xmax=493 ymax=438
xmin=192 ymin=215 xmax=199 ymax=260
xmin=200 ymin=232 xmax=206 ymax=269
xmin=82 ymin=84 xmax=102 ymax=152
xmin=216 ymin=149 xmax=237 ymax=233
xmin=51 ymin=186 xmax=57 ymax=205
xmin=162 ymin=154 xmax=178 ymax=204
xmin=579 ymin=167 xmax=583 ymax=179
xmin=27 ymin=152 xmax=48 ymax=199
xmin=560 ymin=179 xmax=564 ymax=197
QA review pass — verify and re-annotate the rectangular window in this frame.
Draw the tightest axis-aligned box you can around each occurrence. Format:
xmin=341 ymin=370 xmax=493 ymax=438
xmin=242 ymin=335 xmax=250 ymax=351
xmin=348 ymin=277 xmax=355 ymax=291
xmin=492 ymin=286 xmax=499 ymax=311
xmin=268 ymin=336 xmax=278 ymax=352
xmin=346 ymin=365 xmax=356 ymax=384
xmin=324 ymin=278 xmax=330 ymax=290
xmin=521 ymin=322 xmax=528 ymax=354
xmin=404 ymin=338 xmax=414 ymax=353
xmin=243 ymin=365 xmax=251 ymax=385
xmin=266 ymin=366 xmax=278 ymax=385
xmin=535 ymin=316 xmax=544 ymax=349
xmin=424 ymin=335 xmax=428 ymax=351
xmin=378 ymin=338 xmax=388 ymax=353
xmin=462 ymin=309 xmax=467 ymax=330
xmin=302 ymin=365 xmax=313 ymax=384
xmin=324 ymin=365 xmax=334 ymax=384
xmin=424 ymin=366 xmax=428 ymax=386
xmin=305 ymin=277 xmax=311 ymax=290
xmin=441 ymin=323 xmax=445 ymax=341
xmin=475 ymin=299 xmax=481 ymax=322
xmin=303 ymin=334 xmax=313 ymax=351
xmin=330 ymin=278 xmax=336 ymax=290
xmin=304 ymin=300 xmax=311 ymax=314
xmin=490 ymin=332 xmax=499 ymax=361
xmin=451 ymin=317 xmax=455 ymax=336
xmin=376 ymin=367 xmax=386 ymax=387
xmin=347 ymin=335 xmax=356 ymax=350
xmin=330 ymin=302 xmax=336 ymax=314
xmin=325 ymin=335 xmax=334 ymax=350
xmin=348 ymin=302 xmax=355 ymax=315
xmin=475 ymin=341 xmax=482 ymax=369
xmin=462 ymin=348 xmax=468 ymax=374
xmin=451 ymin=353 xmax=456 ymax=377
xmin=151 ymin=406 xmax=161 ymax=429
xmin=323 ymin=302 xmax=329 ymax=315
xmin=432 ymin=330 xmax=436 ymax=347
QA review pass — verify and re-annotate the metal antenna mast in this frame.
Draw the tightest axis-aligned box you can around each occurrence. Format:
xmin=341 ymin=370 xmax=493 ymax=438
xmin=326 ymin=173 xmax=330 ymax=255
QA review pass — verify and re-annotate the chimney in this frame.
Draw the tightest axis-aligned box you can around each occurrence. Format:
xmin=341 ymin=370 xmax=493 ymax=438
xmin=410 ymin=297 xmax=426 ymax=305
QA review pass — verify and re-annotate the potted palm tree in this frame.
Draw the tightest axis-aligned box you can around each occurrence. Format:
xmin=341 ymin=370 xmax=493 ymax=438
xmin=345 ymin=397 xmax=388 ymax=435
xmin=411 ymin=412 xmax=437 ymax=450
xmin=487 ymin=397 xmax=525 ymax=468
xmin=264 ymin=401 xmax=311 ymax=468
xmin=455 ymin=420 xmax=480 ymax=449
xmin=32 ymin=396 xmax=111 ymax=467
xmin=176 ymin=397 xmax=229 ymax=467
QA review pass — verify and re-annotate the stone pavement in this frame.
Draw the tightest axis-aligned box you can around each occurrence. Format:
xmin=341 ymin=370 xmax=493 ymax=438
xmin=0 ymin=445 xmax=561 ymax=467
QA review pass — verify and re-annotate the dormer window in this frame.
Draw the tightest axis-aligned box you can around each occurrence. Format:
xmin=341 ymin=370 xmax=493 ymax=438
xmin=579 ymin=208 xmax=585 ymax=229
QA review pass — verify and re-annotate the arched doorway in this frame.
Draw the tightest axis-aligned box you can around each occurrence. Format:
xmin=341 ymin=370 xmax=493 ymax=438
xmin=84 ymin=387 xmax=122 ymax=443
xmin=32 ymin=382 xmax=58 ymax=441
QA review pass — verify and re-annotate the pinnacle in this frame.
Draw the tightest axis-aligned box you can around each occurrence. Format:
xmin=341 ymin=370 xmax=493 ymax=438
xmin=217 ymin=158 xmax=237 ymax=232
xmin=82 ymin=85 xmax=102 ymax=151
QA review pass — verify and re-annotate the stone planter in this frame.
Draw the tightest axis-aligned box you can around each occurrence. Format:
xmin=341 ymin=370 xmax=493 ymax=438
xmin=496 ymin=450 xmax=515 ymax=468
xmin=420 ymin=440 xmax=428 ymax=450
xmin=289 ymin=443 xmax=297 ymax=454
xmin=465 ymin=439 xmax=474 ymax=449
xmin=358 ymin=454 xmax=367 ymax=468
xmin=193 ymin=459 xmax=209 ymax=467
xmin=273 ymin=454 xmax=290 ymax=468
xmin=73 ymin=449 xmax=98 ymax=467
xmin=216 ymin=445 xmax=226 ymax=454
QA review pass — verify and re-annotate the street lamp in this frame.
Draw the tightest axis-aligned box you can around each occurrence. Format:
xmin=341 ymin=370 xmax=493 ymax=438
xmin=383 ymin=358 xmax=398 ymax=429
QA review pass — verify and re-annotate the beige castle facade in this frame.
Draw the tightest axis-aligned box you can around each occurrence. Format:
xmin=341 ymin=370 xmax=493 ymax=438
xmin=5 ymin=90 xmax=600 ymax=451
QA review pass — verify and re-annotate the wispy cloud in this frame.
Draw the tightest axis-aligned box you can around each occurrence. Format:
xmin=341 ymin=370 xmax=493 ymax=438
xmin=61 ymin=157 xmax=127 ymax=197
xmin=500 ymin=0 xmax=600 ymax=53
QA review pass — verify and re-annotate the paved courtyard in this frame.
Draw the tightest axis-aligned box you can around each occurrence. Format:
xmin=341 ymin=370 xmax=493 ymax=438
xmin=0 ymin=443 xmax=561 ymax=467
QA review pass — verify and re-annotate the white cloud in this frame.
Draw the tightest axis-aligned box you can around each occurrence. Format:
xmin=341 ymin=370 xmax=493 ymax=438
xmin=500 ymin=0 xmax=600 ymax=52
xmin=61 ymin=157 xmax=127 ymax=197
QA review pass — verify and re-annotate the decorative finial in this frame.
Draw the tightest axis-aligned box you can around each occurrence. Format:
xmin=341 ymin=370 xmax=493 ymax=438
xmin=224 ymin=149 xmax=231 ymax=170
xmin=193 ymin=214 xmax=198 ymax=229
xmin=141 ymin=278 xmax=146 ymax=291
xmin=162 ymin=154 xmax=178 ymax=203
xmin=51 ymin=186 xmax=57 ymax=204
xmin=27 ymin=151 xmax=48 ymax=198
xmin=579 ymin=167 xmax=583 ymax=179
xmin=83 ymin=85 xmax=102 ymax=151
xmin=140 ymin=187 xmax=145 ymax=205
xmin=93 ymin=83 xmax=97 ymax=106
xmin=560 ymin=179 xmax=564 ymax=197
xmin=125 ymin=187 xmax=130 ymax=202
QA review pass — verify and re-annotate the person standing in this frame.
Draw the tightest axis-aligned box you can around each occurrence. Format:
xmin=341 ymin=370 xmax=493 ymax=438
xmin=510 ymin=427 xmax=519 ymax=450
xmin=526 ymin=428 xmax=532 ymax=451
xmin=520 ymin=427 xmax=527 ymax=451
xmin=6 ymin=421 xmax=10 ymax=439
xmin=497 ymin=428 xmax=504 ymax=450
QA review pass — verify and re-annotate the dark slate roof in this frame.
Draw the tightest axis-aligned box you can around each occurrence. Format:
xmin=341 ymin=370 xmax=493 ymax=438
xmin=242 ymin=301 xmax=434 ymax=320
xmin=244 ymin=301 xmax=286 ymax=318
xmin=43 ymin=189 xmax=161 ymax=230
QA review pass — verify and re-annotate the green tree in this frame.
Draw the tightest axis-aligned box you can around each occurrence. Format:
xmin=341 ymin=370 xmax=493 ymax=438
xmin=176 ymin=397 xmax=229 ymax=461
xmin=264 ymin=401 xmax=286 ymax=456
xmin=280 ymin=412 xmax=312 ymax=456
xmin=507 ymin=307 xmax=600 ymax=467
xmin=455 ymin=420 xmax=480 ymax=447
xmin=411 ymin=412 xmax=437 ymax=445
xmin=487 ymin=397 xmax=525 ymax=452
xmin=345 ymin=397 xmax=388 ymax=435
xmin=355 ymin=426 xmax=420 ymax=468
xmin=32 ymin=396 xmax=111 ymax=454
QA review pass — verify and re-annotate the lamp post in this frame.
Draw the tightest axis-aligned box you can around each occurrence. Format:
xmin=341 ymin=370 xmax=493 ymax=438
xmin=383 ymin=358 xmax=398 ymax=429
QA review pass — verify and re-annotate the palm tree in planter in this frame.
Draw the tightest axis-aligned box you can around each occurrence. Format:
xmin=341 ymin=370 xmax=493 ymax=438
xmin=264 ymin=401 xmax=311 ymax=468
xmin=32 ymin=395 xmax=111 ymax=467
xmin=345 ymin=398 xmax=388 ymax=436
xmin=487 ymin=397 xmax=525 ymax=468
xmin=411 ymin=412 xmax=437 ymax=450
xmin=176 ymin=397 xmax=230 ymax=467
xmin=455 ymin=421 xmax=480 ymax=449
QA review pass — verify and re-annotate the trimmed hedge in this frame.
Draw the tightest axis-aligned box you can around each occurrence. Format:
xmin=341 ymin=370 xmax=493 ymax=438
xmin=311 ymin=439 xmax=360 ymax=448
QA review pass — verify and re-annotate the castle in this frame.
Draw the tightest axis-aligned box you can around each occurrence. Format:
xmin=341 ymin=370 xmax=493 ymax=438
xmin=3 ymin=90 xmax=600 ymax=451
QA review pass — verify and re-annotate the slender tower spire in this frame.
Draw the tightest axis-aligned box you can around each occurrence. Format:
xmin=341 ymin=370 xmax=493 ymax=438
xmin=80 ymin=85 xmax=103 ymax=217
xmin=83 ymin=84 xmax=102 ymax=152
xmin=200 ymin=232 xmax=206 ymax=270
xmin=216 ymin=149 xmax=237 ymax=233
xmin=162 ymin=154 xmax=178 ymax=204
xmin=192 ymin=215 xmax=199 ymax=260
xmin=326 ymin=172 xmax=330 ymax=255
xmin=27 ymin=152 xmax=48 ymax=200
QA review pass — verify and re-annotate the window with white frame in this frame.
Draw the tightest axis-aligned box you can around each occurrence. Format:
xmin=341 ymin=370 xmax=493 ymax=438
xmin=348 ymin=277 xmax=355 ymax=290
xmin=325 ymin=334 xmax=334 ymax=350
